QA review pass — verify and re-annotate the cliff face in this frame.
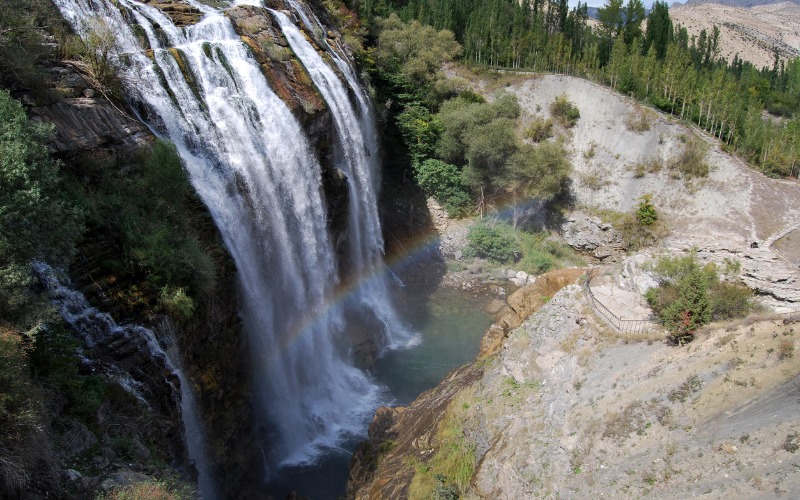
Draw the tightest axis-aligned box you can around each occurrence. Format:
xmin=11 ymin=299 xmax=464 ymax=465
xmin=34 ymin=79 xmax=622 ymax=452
xmin=24 ymin=2 xmax=356 ymax=492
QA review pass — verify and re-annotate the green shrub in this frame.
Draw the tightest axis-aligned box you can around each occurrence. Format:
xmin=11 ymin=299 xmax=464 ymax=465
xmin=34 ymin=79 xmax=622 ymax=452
xmin=466 ymin=223 xmax=520 ymax=263
xmin=550 ymin=94 xmax=580 ymax=128
xmin=396 ymin=105 xmax=442 ymax=165
xmin=0 ymin=328 xmax=46 ymax=496
xmin=517 ymin=231 xmax=584 ymax=274
xmin=159 ymin=286 xmax=196 ymax=319
xmin=635 ymin=193 xmax=657 ymax=226
xmin=709 ymin=281 xmax=754 ymax=321
xmin=624 ymin=108 xmax=652 ymax=132
xmin=414 ymin=159 xmax=473 ymax=217
xmin=524 ymin=116 xmax=553 ymax=142
xmin=645 ymin=254 xmax=754 ymax=344
xmin=30 ymin=323 xmax=105 ymax=418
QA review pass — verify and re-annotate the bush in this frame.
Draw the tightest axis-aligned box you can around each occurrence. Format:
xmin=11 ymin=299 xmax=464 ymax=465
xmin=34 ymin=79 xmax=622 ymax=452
xmin=0 ymin=328 xmax=46 ymax=497
xmin=550 ymin=94 xmax=580 ymax=128
xmin=414 ymin=159 xmax=473 ymax=217
xmin=635 ymin=193 xmax=657 ymax=226
xmin=670 ymin=134 xmax=709 ymax=180
xmin=524 ymin=116 xmax=553 ymax=142
xmin=30 ymin=323 xmax=105 ymax=418
xmin=645 ymin=254 xmax=754 ymax=344
xmin=396 ymin=105 xmax=442 ymax=165
xmin=709 ymin=281 xmax=753 ymax=321
xmin=466 ymin=223 xmax=520 ymax=263
xmin=517 ymin=231 xmax=584 ymax=274
xmin=624 ymin=108 xmax=652 ymax=132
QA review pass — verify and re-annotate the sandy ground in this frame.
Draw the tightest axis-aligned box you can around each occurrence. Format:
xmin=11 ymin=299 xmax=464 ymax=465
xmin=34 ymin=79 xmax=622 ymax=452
xmin=671 ymin=1 xmax=800 ymax=67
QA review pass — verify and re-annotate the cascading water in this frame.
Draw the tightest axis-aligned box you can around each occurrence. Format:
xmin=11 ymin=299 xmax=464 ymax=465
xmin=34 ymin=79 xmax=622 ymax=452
xmin=52 ymin=0 xmax=413 ymax=486
xmin=32 ymin=263 xmax=218 ymax=498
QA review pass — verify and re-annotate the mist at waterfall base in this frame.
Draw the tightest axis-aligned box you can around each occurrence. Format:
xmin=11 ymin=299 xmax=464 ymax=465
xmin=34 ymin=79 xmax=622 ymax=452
xmin=265 ymin=284 xmax=495 ymax=499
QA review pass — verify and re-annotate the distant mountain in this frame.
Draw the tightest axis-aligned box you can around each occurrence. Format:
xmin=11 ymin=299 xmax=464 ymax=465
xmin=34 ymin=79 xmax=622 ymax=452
xmin=683 ymin=0 xmax=798 ymax=7
xmin=671 ymin=1 xmax=800 ymax=67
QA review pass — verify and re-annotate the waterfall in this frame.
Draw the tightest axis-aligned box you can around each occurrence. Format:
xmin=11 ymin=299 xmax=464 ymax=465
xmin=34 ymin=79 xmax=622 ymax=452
xmin=32 ymin=262 xmax=218 ymax=498
xmin=51 ymin=0 xmax=413 ymax=479
xmin=271 ymin=7 xmax=414 ymax=351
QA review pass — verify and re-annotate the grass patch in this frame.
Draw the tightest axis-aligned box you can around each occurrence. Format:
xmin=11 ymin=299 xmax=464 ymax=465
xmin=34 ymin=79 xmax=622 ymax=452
xmin=517 ymin=231 xmax=584 ymax=275
xmin=624 ymin=107 xmax=653 ymax=132
xmin=667 ymin=375 xmax=702 ymax=403
xmin=408 ymin=399 xmax=476 ymax=500
xmin=670 ymin=134 xmax=709 ymax=181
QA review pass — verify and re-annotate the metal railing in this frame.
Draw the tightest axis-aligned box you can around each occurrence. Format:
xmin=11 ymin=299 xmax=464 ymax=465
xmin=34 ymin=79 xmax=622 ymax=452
xmin=582 ymin=270 xmax=658 ymax=334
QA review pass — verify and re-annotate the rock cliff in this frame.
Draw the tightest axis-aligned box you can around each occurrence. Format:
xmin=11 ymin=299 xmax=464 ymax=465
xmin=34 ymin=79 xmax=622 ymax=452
xmin=348 ymin=276 xmax=800 ymax=499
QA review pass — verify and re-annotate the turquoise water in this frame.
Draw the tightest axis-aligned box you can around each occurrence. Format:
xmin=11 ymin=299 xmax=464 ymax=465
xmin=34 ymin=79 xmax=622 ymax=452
xmin=266 ymin=285 xmax=494 ymax=498
xmin=375 ymin=287 xmax=495 ymax=404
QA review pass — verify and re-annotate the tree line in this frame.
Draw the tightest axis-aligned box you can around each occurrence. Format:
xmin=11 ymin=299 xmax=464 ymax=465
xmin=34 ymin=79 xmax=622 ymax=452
xmin=348 ymin=0 xmax=800 ymax=178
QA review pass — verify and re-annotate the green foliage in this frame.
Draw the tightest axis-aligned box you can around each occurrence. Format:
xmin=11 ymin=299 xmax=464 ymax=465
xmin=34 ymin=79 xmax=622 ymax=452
xmin=524 ymin=116 xmax=554 ymax=142
xmin=372 ymin=14 xmax=462 ymax=89
xmin=75 ymin=140 xmax=216 ymax=305
xmin=414 ymin=159 xmax=472 ymax=216
xmin=645 ymin=254 xmax=753 ymax=343
xmin=396 ymin=105 xmax=442 ymax=165
xmin=635 ymin=193 xmax=657 ymax=226
xmin=0 ymin=90 xmax=83 ymax=265
xmin=709 ymin=281 xmax=754 ymax=321
xmin=0 ymin=90 xmax=83 ymax=326
xmin=436 ymin=92 xmax=520 ymax=167
xmin=466 ymin=222 xmax=520 ymax=264
xmin=549 ymin=94 xmax=580 ymax=128
xmin=0 ymin=328 xmax=45 ymax=496
xmin=30 ymin=323 xmax=105 ymax=418
xmin=0 ymin=0 xmax=67 ymax=90
xmin=158 ymin=287 xmax=196 ymax=319
xmin=517 ymin=231 xmax=584 ymax=275
xmin=505 ymin=141 xmax=572 ymax=202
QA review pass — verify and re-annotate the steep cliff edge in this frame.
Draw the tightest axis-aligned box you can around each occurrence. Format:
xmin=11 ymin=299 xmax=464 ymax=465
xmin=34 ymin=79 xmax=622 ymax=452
xmin=348 ymin=277 xmax=800 ymax=498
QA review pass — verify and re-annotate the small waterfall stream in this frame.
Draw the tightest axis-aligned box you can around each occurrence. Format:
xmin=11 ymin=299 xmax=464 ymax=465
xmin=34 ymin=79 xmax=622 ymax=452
xmin=51 ymin=0 xmax=414 ymax=490
xmin=33 ymin=263 xmax=218 ymax=498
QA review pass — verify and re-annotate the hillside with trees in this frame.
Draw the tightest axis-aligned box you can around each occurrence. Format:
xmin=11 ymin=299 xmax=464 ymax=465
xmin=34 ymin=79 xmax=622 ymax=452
xmin=352 ymin=0 xmax=800 ymax=179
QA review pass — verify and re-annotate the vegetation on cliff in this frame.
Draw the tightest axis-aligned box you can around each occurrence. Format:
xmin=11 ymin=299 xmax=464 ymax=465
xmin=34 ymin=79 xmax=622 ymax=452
xmin=645 ymin=253 xmax=754 ymax=343
xmin=349 ymin=0 xmax=800 ymax=179
xmin=366 ymin=15 xmax=573 ymax=217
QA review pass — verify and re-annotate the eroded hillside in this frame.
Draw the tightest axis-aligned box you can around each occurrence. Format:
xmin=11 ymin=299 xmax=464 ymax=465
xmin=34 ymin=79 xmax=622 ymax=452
xmin=671 ymin=1 xmax=800 ymax=66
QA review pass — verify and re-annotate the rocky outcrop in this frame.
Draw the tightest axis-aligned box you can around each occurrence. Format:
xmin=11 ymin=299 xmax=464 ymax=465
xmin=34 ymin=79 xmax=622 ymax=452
xmin=27 ymin=65 xmax=151 ymax=159
xmin=561 ymin=212 xmax=624 ymax=261
xmin=349 ymin=278 xmax=800 ymax=499
xmin=487 ymin=268 xmax=586 ymax=356
xmin=347 ymin=269 xmax=585 ymax=499
xmin=140 ymin=0 xmax=202 ymax=27
xmin=228 ymin=6 xmax=326 ymax=121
